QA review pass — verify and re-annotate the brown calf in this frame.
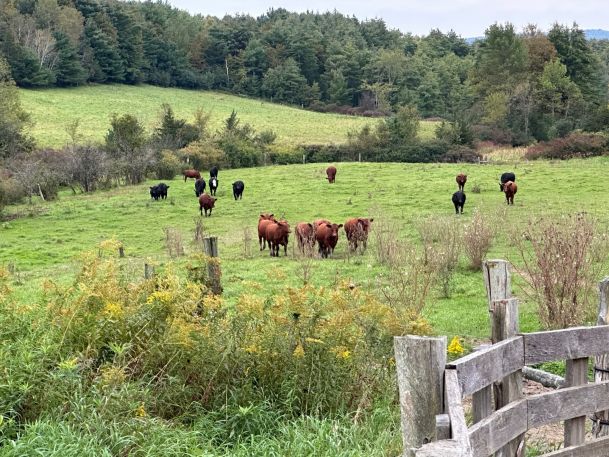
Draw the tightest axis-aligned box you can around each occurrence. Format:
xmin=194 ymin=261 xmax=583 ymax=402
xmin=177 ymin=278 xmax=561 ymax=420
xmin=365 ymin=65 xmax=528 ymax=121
xmin=326 ymin=166 xmax=337 ymax=183
xmin=198 ymin=194 xmax=216 ymax=216
xmin=456 ymin=173 xmax=467 ymax=191
xmin=183 ymin=169 xmax=201 ymax=182
xmin=503 ymin=181 xmax=517 ymax=205
xmin=258 ymin=213 xmax=276 ymax=250
xmin=265 ymin=220 xmax=291 ymax=257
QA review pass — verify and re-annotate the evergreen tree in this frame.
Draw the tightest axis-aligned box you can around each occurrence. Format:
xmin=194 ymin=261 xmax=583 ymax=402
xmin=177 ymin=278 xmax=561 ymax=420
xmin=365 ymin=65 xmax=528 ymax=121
xmin=53 ymin=30 xmax=86 ymax=86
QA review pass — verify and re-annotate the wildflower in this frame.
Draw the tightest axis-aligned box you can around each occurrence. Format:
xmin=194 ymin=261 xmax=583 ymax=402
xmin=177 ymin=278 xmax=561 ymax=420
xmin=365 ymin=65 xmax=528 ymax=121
xmin=448 ymin=336 xmax=464 ymax=357
xmin=58 ymin=357 xmax=79 ymax=371
xmin=103 ymin=302 xmax=124 ymax=319
xmin=293 ymin=343 xmax=305 ymax=358
xmin=135 ymin=403 xmax=147 ymax=418
xmin=244 ymin=344 xmax=260 ymax=354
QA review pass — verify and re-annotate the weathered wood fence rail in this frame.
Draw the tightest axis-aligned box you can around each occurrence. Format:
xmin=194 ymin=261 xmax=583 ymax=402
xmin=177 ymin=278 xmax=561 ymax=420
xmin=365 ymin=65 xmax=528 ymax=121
xmin=395 ymin=260 xmax=609 ymax=457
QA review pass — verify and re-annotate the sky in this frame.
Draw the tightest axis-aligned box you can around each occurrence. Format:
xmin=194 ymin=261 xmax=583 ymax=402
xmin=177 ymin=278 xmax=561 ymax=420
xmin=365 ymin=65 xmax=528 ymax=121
xmin=166 ymin=0 xmax=607 ymax=37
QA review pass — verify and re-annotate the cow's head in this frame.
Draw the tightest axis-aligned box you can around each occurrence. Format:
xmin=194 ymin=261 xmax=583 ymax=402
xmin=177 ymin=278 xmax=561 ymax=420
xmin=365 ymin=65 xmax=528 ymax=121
xmin=358 ymin=218 xmax=373 ymax=234
xmin=260 ymin=213 xmax=275 ymax=221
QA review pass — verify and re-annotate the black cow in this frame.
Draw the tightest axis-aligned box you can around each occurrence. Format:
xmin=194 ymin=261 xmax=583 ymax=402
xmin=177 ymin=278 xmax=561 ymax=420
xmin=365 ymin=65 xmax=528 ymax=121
xmin=232 ymin=180 xmax=244 ymax=200
xmin=452 ymin=191 xmax=466 ymax=214
xmin=210 ymin=166 xmax=218 ymax=179
xmin=209 ymin=176 xmax=218 ymax=196
xmin=150 ymin=183 xmax=169 ymax=200
xmin=499 ymin=172 xmax=516 ymax=191
xmin=194 ymin=178 xmax=206 ymax=197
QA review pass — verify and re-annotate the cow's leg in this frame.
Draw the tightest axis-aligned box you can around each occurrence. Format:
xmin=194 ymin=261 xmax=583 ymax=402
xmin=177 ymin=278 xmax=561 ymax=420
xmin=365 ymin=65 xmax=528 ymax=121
xmin=200 ymin=206 xmax=203 ymax=216
xmin=454 ymin=202 xmax=459 ymax=214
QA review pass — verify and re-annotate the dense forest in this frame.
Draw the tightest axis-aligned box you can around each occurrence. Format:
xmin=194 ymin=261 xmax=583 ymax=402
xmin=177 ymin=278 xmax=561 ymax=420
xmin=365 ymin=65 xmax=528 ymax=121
xmin=1 ymin=0 xmax=609 ymax=144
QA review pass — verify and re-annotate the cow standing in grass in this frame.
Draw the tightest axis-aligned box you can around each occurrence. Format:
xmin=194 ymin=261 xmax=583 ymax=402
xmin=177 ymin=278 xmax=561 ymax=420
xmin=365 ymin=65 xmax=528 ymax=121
xmin=198 ymin=194 xmax=216 ymax=216
xmin=499 ymin=172 xmax=516 ymax=191
xmin=232 ymin=181 xmax=245 ymax=200
xmin=326 ymin=166 xmax=337 ymax=183
xmin=315 ymin=220 xmax=343 ymax=258
xmin=194 ymin=178 xmax=206 ymax=197
xmin=209 ymin=177 xmax=218 ymax=196
xmin=344 ymin=218 xmax=373 ymax=252
xmin=265 ymin=220 xmax=290 ymax=257
xmin=296 ymin=222 xmax=315 ymax=254
xmin=183 ymin=169 xmax=201 ymax=182
xmin=452 ymin=191 xmax=466 ymax=214
xmin=456 ymin=174 xmax=467 ymax=191
xmin=258 ymin=213 xmax=276 ymax=250
xmin=503 ymin=181 xmax=517 ymax=205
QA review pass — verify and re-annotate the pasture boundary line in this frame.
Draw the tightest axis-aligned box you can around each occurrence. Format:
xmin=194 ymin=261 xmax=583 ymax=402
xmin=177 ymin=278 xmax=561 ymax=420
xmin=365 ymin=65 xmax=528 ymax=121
xmin=395 ymin=261 xmax=609 ymax=457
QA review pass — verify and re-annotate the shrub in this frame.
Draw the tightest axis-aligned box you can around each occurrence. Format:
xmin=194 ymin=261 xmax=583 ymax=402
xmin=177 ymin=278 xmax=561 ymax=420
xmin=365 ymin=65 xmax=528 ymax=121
xmin=163 ymin=227 xmax=184 ymax=258
xmin=180 ymin=141 xmax=228 ymax=171
xmin=417 ymin=216 xmax=462 ymax=298
xmin=463 ymin=209 xmax=495 ymax=270
xmin=525 ymin=132 xmax=609 ymax=160
xmin=155 ymin=150 xmax=181 ymax=180
xmin=512 ymin=214 xmax=609 ymax=329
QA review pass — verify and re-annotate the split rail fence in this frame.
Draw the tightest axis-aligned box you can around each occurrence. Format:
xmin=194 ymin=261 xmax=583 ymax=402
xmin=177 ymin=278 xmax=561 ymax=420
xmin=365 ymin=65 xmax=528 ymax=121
xmin=395 ymin=260 xmax=609 ymax=457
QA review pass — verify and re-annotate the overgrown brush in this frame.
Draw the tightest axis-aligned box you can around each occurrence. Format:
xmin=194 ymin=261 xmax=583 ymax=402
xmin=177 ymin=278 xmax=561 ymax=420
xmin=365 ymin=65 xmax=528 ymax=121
xmin=512 ymin=213 xmax=609 ymax=329
xmin=0 ymin=241 xmax=431 ymax=442
xmin=417 ymin=215 xmax=462 ymax=298
xmin=163 ymin=227 xmax=184 ymax=258
xmin=463 ymin=209 xmax=495 ymax=270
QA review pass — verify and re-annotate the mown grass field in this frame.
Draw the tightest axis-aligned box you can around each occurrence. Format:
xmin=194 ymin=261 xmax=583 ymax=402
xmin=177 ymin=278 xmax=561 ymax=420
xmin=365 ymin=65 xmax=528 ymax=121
xmin=3 ymin=158 xmax=609 ymax=340
xmin=19 ymin=85 xmax=435 ymax=148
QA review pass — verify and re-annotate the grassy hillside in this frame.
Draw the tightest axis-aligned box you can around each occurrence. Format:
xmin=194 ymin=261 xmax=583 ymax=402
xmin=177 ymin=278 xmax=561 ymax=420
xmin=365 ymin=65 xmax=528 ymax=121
xmin=3 ymin=159 xmax=609 ymax=339
xmin=19 ymin=85 xmax=435 ymax=148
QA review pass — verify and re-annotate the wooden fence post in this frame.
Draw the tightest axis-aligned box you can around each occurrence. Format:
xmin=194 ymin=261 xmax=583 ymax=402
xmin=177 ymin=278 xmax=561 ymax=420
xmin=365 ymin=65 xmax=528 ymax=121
xmin=564 ymin=357 xmax=588 ymax=447
xmin=203 ymin=236 xmax=221 ymax=294
xmin=482 ymin=260 xmax=524 ymax=456
xmin=593 ymin=277 xmax=609 ymax=437
xmin=394 ymin=335 xmax=447 ymax=457
xmin=144 ymin=263 xmax=155 ymax=279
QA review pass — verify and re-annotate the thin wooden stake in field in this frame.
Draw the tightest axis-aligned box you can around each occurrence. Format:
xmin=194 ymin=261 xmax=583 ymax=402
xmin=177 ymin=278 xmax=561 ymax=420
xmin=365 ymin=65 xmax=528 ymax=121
xmin=144 ymin=263 xmax=155 ymax=279
xmin=394 ymin=335 xmax=446 ymax=457
xmin=203 ymin=236 xmax=222 ymax=295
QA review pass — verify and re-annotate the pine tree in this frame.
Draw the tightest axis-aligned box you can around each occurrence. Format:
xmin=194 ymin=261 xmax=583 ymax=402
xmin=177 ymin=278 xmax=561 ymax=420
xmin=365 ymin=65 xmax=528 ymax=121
xmin=53 ymin=31 xmax=87 ymax=86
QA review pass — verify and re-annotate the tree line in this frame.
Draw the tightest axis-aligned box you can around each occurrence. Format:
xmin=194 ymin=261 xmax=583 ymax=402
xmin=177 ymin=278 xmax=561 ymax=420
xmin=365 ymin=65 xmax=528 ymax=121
xmin=1 ymin=1 xmax=608 ymax=141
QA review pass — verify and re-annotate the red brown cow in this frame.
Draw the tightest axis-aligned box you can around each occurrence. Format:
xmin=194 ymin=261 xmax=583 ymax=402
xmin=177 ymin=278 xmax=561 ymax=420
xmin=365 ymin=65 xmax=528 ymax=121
xmin=315 ymin=221 xmax=343 ymax=258
xmin=326 ymin=166 xmax=337 ymax=183
xmin=503 ymin=181 xmax=517 ymax=205
xmin=295 ymin=222 xmax=315 ymax=254
xmin=456 ymin=173 xmax=467 ymax=192
xmin=198 ymin=193 xmax=216 ymax=216
xmin=183 ymin=169 xmax=201 ymax=182
xmin=265 ymin=220 xmax=290 ymax=257
xmin=344 ymin=218 xmax=374 ymax=252
xmin=258 ymin=213 xmax=276 ymax=250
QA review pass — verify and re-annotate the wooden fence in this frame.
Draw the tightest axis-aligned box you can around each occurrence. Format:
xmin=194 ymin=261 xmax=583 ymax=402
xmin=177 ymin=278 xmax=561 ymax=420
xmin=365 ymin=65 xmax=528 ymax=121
xmin=395 ymin=260 xmax=609 ymax=457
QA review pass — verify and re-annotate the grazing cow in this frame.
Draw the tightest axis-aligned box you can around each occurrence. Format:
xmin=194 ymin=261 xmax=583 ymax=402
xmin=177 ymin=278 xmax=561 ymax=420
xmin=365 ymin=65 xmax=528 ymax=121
xmin=503 ymin=181 xmax=517 ymax=205
xmin=258 ymin=213 xmax=276 ymax=250
xmin=198 ymin=194 xmax=216 ymax=216
xmin=232 ymin=180 xmax=245 ymax=200
xmin=452 ymin=191 xmax=466 ymax=214
xmin=209 ymin=176 xmax=218 ymax=196
xmin=194 ymin=178 xmax=206 ymax=197
xmin=326 ymin=166 xmax=337 ymax=183
xmin=499 ymin=172 xmax=516 ymax=191
xmin=265 ymin=220 xmax=290 ymax=257
xmin=295 ymin=222 xmax=315 ymax=254
xmin=210 ymin=166 xmax=218 ymax=179
xmin=344 ymin=218 xmax=374 ymax=252
xmin=456 ymin=173 xmax=467 ymax=192
xmin=315 ymin=221 xmax=343 ymax=258
xmin=183 ymin=169 xmax=201 ymax=182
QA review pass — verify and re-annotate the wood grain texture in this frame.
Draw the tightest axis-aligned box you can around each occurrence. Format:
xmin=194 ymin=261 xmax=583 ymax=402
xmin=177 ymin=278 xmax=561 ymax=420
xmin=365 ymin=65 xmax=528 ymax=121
xmin=540 ymin=435 xmax=609 ymax=456
xmin=527 ymin=381 xmax=609 ymax=429
xmin=468 ymin=399 xmax=527 ymax=457
xmin=593 ymin=277 xmax=609 ymax=438
xmin=448 ymin=336 xmax=523 ymax=397
xmin=394 ymin=336 xmax=447 ymax=457
xmin=445 ymin=369 xmax=472 ymax=454
xmin=523 ymin=325 xmax=609 ymax=365
xmin=564 ymin=358 xmax=588 ymax=447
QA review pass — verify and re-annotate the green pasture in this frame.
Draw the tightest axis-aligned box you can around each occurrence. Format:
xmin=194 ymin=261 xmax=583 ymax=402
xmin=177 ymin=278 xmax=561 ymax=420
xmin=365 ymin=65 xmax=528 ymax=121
xmin=3 ymin=159 xmax=609 ymax=340
xmin=18 ymin=85 xmax=440 ymax=148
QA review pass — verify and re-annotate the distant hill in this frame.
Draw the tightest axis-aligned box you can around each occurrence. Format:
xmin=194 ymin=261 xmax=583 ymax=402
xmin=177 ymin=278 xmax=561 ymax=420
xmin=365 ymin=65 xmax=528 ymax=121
xmin=466 ymin=29 xmax=609 ymax=44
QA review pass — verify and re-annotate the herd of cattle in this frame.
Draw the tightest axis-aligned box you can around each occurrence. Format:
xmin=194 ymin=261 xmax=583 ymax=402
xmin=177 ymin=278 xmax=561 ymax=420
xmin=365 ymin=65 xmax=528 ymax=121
xmin=451 ymin=171 xmax=517 ymax=214
xmin=149 ymin=165 xmax=519 ymax=258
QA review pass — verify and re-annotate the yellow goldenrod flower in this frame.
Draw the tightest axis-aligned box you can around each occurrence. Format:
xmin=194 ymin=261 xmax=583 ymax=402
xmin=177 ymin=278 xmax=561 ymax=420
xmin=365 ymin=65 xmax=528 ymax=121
xmin=293 ymin=343 xmax=305 ymax=358
xmin=448 ymin=336 xmax=464 ymax=357
xmin=135 ymin=402 xmax=147 ymax=417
